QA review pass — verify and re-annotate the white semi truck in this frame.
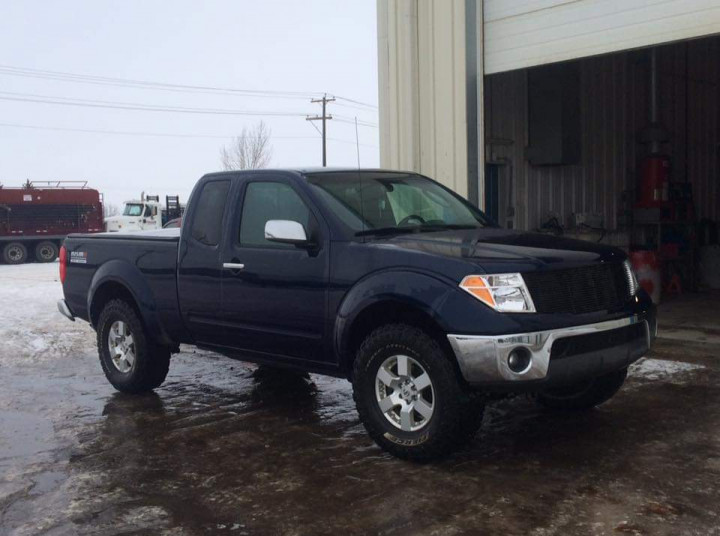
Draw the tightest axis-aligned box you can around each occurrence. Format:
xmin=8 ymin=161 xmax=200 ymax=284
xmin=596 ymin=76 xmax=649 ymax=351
xmin=104 ymin=194 xmax=182 ymax=232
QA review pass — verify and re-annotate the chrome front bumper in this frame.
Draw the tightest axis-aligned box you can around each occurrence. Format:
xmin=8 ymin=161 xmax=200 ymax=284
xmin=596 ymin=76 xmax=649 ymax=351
xmin=447 ymin=315 xmax=651 ymax=384
xmin=57 ymin=299 xmax=75 ymax=322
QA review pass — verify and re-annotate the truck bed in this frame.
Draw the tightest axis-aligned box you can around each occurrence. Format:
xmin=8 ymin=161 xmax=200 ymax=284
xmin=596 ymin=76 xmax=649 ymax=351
xmin=62 ymin=228 xmax=183 ymax=344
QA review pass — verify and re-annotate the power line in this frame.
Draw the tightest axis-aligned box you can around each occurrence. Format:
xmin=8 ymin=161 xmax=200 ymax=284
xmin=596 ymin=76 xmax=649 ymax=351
xmin=0 ymin=65 xmax=380 ymax=118
xmin=335 ymin=115 xmax=378 ymax=128
xmin=333 ymin=101 xmax=379 ymax=114
xmin=0 ymin=121 xmax=308 ymax=139
xmin=0 ymin=90 xmax=308 ymax=117
xmin=0 ymin=64 xmax=322 ymax=100
xmin=0 ymin=90 xmax=380 ymax=124
xmin=333 ymin=95 xmax=378 ymax=109
xmin=0 ymin=120 xmax=379 ymax=147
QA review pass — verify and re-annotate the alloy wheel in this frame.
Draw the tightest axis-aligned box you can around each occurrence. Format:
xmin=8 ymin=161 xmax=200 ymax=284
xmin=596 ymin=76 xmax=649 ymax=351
xmin=108 ymin=320 xmax=136 ymax=373
xmin=375 ymin=354 xmax=435 ymax=432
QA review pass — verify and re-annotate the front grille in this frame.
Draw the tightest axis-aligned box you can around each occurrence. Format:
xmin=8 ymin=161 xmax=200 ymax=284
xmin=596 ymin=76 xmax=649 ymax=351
xmin=550 ymin=323 xmax=646 ymax=360
xmin=523 ymin=262 xmax=631 ymax=314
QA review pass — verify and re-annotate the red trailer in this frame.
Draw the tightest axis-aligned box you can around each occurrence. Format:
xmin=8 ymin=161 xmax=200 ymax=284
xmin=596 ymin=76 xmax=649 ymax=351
xmin=0 ymin=181 xmax=104 ymax=264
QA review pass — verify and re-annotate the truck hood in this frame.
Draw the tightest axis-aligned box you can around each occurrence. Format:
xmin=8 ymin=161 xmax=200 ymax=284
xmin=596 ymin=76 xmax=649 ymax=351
xmin=375 ymin=227 xmax=624 ymax=270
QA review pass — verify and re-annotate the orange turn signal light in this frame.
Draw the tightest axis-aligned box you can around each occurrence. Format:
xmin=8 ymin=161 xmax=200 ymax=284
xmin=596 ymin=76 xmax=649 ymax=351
xmin=459 ymin=275 xmax=496 ymax=308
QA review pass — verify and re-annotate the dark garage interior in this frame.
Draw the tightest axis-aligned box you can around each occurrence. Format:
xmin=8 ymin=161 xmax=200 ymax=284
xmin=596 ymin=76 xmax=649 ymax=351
xmin=484 ymin=35 xmax=720 ymax=305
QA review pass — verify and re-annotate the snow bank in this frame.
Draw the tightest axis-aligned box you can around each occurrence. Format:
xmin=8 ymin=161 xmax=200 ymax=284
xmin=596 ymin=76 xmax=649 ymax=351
xmin=0 ymin=262 xmax=94 ymax=366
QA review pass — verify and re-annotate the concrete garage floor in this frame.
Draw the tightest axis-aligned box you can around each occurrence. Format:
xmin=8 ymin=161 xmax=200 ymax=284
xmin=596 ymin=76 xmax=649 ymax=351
xmin=1 ymin=264 xmax=719 ymax=536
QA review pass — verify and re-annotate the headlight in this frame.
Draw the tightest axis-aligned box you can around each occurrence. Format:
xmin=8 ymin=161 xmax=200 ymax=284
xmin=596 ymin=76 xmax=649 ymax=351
xmin=459 ymin=273 xmax=536 ymax=313
xmin=623 ymin=259 xmax=639 ymax=296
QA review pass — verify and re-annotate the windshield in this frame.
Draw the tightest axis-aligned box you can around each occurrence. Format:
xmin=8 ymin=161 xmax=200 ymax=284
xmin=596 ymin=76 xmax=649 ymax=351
xmin=123 ymin=203 xmax=144 ymax=217
xmin=307 ymin=172 xmax=487 ymax=235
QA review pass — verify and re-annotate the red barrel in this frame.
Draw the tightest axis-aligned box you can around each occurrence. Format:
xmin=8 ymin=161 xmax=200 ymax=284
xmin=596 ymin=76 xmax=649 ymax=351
xmin=630 ymin=251 xmax=661 ymax=304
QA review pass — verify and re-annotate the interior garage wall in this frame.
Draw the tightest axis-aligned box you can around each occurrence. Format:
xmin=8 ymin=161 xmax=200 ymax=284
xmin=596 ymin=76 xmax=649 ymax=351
xmin=484 ymin=37 xmax=720 ymax=231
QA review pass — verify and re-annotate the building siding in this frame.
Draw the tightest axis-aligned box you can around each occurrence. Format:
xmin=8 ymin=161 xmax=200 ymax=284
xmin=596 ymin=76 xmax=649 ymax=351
xmin=377 ymin=0 xmax=469 ymax=196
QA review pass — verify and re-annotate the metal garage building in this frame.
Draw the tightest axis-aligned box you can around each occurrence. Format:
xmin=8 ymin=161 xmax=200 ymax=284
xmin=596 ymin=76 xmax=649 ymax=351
xmin=377 ymin=0 xmax=720 ymax=293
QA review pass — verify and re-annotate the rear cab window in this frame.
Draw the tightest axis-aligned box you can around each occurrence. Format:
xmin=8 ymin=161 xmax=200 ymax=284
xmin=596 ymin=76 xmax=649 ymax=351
xmin=189 ymin=180 xmax=230 ymax=246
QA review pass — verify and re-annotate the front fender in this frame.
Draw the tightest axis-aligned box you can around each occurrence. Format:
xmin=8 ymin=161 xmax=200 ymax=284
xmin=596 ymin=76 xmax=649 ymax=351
xmin=334 ymin=269 xmax=456 ymax=361
xmin=88 ymin=259 xmax=170 ymax=345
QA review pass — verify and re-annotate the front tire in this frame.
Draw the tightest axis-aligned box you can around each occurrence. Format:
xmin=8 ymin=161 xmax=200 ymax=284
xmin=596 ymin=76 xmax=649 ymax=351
xmin=352 ymin=324 xmax=485 ymax=461
xmin=536 ymin=367 xmax=628 ymax=410
xmin=96 ymin=299 xmax=170 ymax=393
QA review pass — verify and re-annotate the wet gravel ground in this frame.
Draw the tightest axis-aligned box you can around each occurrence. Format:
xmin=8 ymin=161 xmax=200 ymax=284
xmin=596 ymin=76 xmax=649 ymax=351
xmin=1 ymin=265 xmax=719 ymax=535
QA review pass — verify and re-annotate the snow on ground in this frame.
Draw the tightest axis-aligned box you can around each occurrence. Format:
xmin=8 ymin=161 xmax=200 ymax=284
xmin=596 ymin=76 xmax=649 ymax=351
xmin=629 ymin=357 xmax=705 ymax=382
xmin=0 ymin=262 xmax=94 ymax=366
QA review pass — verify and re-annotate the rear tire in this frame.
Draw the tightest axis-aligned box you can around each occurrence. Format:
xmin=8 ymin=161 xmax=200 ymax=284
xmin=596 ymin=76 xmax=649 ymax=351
xmin=96 ymin=299 xmax=170 ymax=393
xmin=352 ymin=324 xmax=485 ymax=462
xmin=34 ymin=241 xmax=58 ymax=263
xmin=3 ymin=242 xmax=28 ymax=264
xmin=536 ymin=367 xmax=627 ymax=410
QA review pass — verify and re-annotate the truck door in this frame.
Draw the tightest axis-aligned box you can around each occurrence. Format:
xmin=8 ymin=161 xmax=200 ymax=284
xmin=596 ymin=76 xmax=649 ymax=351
xmin=220 ymin=176 xmax=329 ymax=362
xmin=177 ymin=179 xmax=232 ymax=345
xmin=148 ymin=204 xmax=161 ymax=230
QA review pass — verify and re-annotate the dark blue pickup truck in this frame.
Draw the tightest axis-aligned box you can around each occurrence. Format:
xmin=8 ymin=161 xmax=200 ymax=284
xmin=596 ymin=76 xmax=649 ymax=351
xmin=58 ymin=169 xmax=655 ymax=460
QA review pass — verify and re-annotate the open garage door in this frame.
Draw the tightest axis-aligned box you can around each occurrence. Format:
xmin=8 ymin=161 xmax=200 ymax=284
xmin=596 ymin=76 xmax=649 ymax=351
xmin=484 ymin=0 xmax=720 ymax=74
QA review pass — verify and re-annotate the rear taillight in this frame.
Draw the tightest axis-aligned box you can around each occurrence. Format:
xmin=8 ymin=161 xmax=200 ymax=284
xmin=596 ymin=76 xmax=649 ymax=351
xmin=59 ymin=246 xmax=67 ymax=283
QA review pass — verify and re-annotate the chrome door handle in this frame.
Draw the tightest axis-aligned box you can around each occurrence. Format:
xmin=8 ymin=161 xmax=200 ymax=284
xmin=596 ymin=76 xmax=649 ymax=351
xmin=222 ymin=262 xmax=245 ymax=270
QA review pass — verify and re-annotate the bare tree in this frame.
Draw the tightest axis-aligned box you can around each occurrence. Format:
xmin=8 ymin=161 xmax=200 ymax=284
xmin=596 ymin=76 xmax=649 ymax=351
xmin=220 ymin=121 xmax=273 ymax=170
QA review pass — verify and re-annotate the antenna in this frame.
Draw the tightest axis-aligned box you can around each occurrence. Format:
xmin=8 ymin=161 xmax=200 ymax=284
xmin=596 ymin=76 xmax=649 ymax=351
xmin=354 ymin=116 xmax=361 ymax=168
xmin=355 ymin=115 xmax=366 ymax=234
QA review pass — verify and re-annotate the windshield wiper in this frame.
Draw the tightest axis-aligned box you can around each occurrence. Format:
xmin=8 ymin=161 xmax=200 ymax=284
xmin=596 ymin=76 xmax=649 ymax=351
xmin=415 ymin=224 xmax=479 ymax=232
xmin=355 ymin=227 xmax=419 ymax=237
xmin=355 ymin=223 xmax=479 ymax=237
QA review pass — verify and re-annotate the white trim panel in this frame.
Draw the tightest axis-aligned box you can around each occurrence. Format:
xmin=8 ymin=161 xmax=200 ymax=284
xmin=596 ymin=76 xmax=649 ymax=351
xmin=485 ymin=0 xmax=720 ymax=74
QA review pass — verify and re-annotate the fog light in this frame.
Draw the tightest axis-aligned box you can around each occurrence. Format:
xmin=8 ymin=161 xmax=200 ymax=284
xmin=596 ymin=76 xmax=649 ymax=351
xmin=507 ymin=347 xmax=532 ymax=373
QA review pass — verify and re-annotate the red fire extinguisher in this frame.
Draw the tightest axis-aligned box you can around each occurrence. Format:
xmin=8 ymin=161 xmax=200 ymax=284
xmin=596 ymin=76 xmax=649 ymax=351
xmin=637 ymin=155 xmax=669 ymax=208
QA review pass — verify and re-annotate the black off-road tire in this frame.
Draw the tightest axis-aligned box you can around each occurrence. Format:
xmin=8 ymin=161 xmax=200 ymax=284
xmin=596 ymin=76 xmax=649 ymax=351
xmin=352 ymin=324 xmax=485 ymax=462
xmin=96 ymin=299 xmax=170 ymax=394
xmin=34 ymin=241 xmax=58 ymax=263
xmin=536 ymin=367 xmax=628 ymax=410
xmin=3 ymin=242 xmax=28 ymax=264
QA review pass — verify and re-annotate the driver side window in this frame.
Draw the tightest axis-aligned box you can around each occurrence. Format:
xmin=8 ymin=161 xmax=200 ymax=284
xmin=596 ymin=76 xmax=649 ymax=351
xmin=239 ymin=182 xmax=312 ymax=248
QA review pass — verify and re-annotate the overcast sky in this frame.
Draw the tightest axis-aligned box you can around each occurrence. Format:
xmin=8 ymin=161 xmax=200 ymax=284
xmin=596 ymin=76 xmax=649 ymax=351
xmin=0 ymin=1 xmax=379 ymax=207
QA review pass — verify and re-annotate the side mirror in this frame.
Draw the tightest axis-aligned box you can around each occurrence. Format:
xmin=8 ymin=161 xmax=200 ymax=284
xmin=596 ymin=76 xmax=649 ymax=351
xmin=264 ymin=220 xmax=308 ymax=246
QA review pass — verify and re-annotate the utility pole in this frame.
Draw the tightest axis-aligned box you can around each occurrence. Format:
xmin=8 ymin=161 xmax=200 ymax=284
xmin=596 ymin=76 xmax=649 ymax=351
xmin=306 ymin=94 xmax=335 ymax=167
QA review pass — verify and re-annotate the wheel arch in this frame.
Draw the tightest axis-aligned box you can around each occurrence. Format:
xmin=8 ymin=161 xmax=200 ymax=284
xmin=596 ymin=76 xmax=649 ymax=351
xmin=335 ymin=271 xmax=460 ymax=378
xmin=88 ymin=260 xmax=171 ymax=346
xmin=89 ymin=280 xmax=140 ymax=327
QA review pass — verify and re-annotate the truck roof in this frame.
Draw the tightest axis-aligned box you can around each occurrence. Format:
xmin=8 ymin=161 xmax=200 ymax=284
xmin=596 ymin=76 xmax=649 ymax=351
xmin=202 ymin=168 xmax=418 ymax=180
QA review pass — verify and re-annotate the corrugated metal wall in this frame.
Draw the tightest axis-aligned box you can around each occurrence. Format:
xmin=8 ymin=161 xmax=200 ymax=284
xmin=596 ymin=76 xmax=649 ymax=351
xmin=484 ymin=36 xmax=720 ymax=231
